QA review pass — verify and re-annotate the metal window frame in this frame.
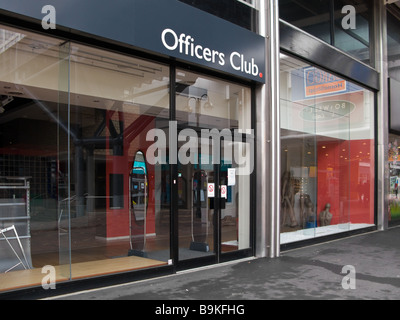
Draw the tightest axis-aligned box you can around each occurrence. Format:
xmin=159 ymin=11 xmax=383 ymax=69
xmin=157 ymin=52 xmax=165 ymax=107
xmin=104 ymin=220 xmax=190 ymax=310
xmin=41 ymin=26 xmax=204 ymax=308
xmin=237 ymin=0 xmax=258 ymax=9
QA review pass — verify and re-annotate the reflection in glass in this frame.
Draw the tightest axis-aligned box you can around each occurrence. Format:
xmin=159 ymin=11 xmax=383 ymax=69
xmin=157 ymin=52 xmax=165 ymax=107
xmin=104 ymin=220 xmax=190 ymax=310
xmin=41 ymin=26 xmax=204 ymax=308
xmin=387 ymin=11 xmax=400 ymax=226
xmin=175 ymin=69 xmax=252 ymax=261
xmin=67 ymin=44 xmax=171 ymax=277
xmin=388 ymin=11 xmax=400 ymax=81
xmin=334 ymin=0 xmax=372 ymax=65
xmin=388 ymin=134 xmax=400 ymax=225
xmin=279 ymin=0 xmax=373 ymax=65
xmin=279 ymin=0 xmax=331 ymax=44
xmin=0 ymin=25 xmax=69 ymax=291
xmin=0 ymin=25 xmax=171 ymax=292
xmin=220 ymin=141 xmax=251 ymax=253
xmin=280 ymin=54 xmax=375 ymax=244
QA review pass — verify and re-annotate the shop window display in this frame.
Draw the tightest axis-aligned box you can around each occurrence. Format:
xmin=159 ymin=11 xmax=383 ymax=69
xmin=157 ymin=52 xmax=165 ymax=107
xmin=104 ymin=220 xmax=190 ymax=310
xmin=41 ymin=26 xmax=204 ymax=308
xmin=280 ymin=54 xmax=375 ymax=244
xmin=0 ymin=26 xmax=69 ymax=291
xmin=387 ymin=11 xmax=400 ymax=226
xmin=0 ymin=22 xmax=253 ymax=293
xmin=0 ymin=25 xmax=171 ymax=292
xmin=67 ymin=43 xmax=171 ymax=276
xmin=388 ymin=134 xmax=400 ymax=224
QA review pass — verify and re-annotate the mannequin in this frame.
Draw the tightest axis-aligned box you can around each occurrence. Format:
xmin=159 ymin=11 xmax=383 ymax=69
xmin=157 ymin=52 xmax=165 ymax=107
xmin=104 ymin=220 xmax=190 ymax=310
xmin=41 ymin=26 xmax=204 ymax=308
xmin=281 ymin=171 xmax=298 ymax=227
xmin=303 ymin=195 xmax=315 ymax=227
xmin=319 ymin=203 xmax=333 ymax=226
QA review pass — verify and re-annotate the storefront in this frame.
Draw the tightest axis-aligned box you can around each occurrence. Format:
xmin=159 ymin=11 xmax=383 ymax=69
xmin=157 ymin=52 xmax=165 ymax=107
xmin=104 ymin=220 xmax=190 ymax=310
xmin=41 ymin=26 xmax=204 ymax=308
xmin=279 ymin=54 xmax=376 ymax=245
xmin=387 ymin=5 xmax=400 ymax=227
xmin=0 ymin=0 xmax=263 ymax=294
xmin=278 ymin=0 xmax=379 ymax=248
xmin=0 ymin=0 xmax=392 ymax=297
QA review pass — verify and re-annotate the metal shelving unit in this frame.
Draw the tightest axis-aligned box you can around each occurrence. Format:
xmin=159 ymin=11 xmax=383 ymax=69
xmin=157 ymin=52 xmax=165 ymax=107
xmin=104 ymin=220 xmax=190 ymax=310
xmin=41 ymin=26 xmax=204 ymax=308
xmin=0 ymin=177 xmax=32 ymax=273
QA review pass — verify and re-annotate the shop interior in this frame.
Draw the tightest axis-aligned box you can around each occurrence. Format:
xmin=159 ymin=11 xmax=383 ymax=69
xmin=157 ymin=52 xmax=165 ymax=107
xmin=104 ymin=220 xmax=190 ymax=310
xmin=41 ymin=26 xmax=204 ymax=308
xmin=280 ymin=54 xmax=376 ymax=244
xmin=0 ymin=26 xmax=251 ymax=291
xmin=388 ymin=133 xmax=400 ymax=223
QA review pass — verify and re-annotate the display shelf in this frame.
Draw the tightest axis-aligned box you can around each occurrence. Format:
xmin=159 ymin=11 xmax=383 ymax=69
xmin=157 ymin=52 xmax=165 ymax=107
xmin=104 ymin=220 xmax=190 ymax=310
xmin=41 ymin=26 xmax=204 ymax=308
xmin=0 ymin=177 xmax=32 ymax=273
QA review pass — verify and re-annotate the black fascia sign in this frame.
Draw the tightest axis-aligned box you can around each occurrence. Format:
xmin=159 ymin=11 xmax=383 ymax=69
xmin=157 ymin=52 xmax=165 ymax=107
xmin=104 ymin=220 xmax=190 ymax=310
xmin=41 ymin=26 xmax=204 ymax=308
xmin=160 ymin=27 xmax=264 ymax=82
xmin=0 ymin=0 xmax=266 ymax=83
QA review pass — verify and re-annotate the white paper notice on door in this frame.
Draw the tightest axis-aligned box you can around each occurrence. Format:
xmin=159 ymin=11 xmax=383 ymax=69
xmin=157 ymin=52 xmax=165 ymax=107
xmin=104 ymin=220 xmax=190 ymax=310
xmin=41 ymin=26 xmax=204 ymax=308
xmin=227 ymin=168 xmax=236 ymax=186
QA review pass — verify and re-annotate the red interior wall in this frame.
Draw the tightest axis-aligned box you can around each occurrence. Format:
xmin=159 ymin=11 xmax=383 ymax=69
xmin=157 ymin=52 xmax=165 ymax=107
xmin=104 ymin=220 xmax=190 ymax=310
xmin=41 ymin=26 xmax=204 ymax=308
xmin=105 ymin=112 xmax=156 ymax=239
xmin=317 ymin=139 xmax=374 ymax=226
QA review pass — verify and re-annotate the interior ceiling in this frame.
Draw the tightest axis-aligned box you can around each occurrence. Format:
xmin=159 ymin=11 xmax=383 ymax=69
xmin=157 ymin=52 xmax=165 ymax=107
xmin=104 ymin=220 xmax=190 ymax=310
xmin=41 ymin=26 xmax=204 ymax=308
xmin=0 ymin=27 xmax=242 ymax=131
xmin=0 ymin=27 xmax=171 ymax=125
xmin=281 ymin=128 xmax=341 ymax=144
xmin=0 ymin=85 xmax=171 ymax=128
xmin=388 ymin=1 xmax=400 ymax=17
xmin=280 ymin=53 xmax=308 ymax=72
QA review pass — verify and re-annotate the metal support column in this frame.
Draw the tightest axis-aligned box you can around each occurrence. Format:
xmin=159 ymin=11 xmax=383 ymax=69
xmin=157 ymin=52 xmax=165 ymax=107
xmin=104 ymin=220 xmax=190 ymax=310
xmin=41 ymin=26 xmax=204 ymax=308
xmin=375 ymin=1 xmax=390 ymax=231
xmin=256 ymin=0 xmax=281 ymax=258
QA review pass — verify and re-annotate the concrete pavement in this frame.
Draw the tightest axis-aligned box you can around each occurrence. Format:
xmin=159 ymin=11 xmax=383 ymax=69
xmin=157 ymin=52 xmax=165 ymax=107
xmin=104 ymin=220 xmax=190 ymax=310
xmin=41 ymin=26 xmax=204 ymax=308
xmin=47 ymin=226 xmax=400 ymax=300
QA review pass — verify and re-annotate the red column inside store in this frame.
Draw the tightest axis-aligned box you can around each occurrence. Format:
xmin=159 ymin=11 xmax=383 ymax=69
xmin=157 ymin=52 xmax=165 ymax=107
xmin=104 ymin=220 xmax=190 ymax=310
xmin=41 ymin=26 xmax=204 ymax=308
xmin=317 ymin=139 xmax=374 ymax=226
xmin=105 ymin=112 xmax=156 ymax=239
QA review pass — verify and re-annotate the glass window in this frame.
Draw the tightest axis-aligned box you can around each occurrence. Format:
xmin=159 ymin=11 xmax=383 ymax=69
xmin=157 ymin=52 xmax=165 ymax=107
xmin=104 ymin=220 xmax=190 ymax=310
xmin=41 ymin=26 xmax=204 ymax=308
xmin=0 ymin=26 xmax=68 ymax=291
xmin=178 ymin=0 xmax=257 ymax=32
xmin=387 ymin=11 xmax=400 ymax=82
xmin=0 ymin=25 xmax=171 ymax=292
xmin=175 ymin=70 xmax=252 ymax=260
xmin=279 ymin=0 xmax=373 ymax=65
xmin=176 ymin=70 xmax=252 ymax=131
xmin=333 ymin=0 xmax=372 ymax=65
xmin=0 ymin=22 xmax=254 ymax=292
xmin=67 ymin=44 xmax=171 ymax=278
xmin=280 ymin=54 xmax=375 ymax=244
xmin=279 ymin=0 xmax=332 ymax=44
xmin=237 ymin=0 xmax=257 ymax=8
xmin=387 ymin=12 xmax=400 ymax=226
xmin=388 ymin=134 xmax=400 ymax=225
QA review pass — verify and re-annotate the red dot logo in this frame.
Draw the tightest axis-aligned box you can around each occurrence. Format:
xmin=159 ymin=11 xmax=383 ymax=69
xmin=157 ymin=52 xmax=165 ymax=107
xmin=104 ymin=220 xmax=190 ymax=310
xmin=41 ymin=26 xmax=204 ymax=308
xmin=259 ymin=73 xmax=263 ymax=78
